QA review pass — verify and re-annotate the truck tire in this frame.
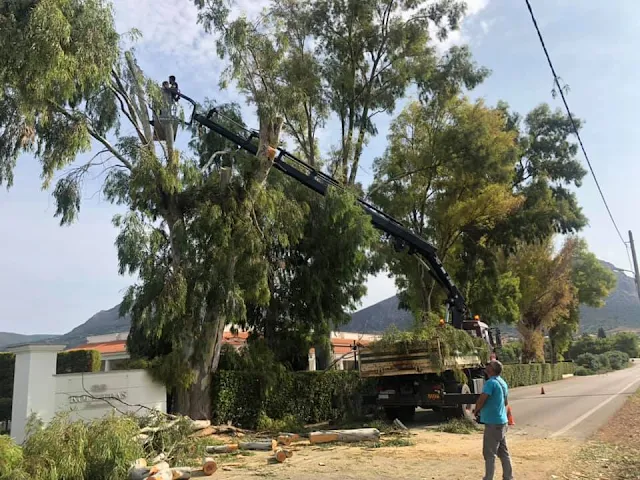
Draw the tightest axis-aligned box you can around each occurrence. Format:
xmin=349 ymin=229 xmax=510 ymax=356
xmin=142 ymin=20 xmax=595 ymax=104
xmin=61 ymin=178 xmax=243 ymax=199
xmin=384 ymin=406 xmax=415 ymax=422
xmin=441 ymin=383 xmax=474 ymax=420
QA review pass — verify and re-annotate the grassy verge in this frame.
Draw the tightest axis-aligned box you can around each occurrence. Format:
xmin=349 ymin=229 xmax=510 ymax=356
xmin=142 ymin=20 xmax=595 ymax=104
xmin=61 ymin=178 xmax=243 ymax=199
xmin=564 ymin=388 xmax=640 ymax=479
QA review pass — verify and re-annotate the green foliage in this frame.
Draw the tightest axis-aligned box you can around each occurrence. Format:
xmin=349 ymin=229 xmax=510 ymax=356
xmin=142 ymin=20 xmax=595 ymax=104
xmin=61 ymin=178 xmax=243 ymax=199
xmin=22 ymin=413 xmax=143 ymax=480
xmin=256 ymin=413 xmax=303 ymax=433
xmin=0 ymin=0 xmax=120 ymax=188
xmin=498 ymin=341 xmax=522 ymax=364
xmin=500 ymin=362 xmax=575 ymax=388
xmin=0 ymin=435 xmax=27 ymax=480
xmin=436 ymin=417 xmax=481 ymax=434
xmin=110 ymin=358 xmax=151 ymax=371
xmin=576 ymin=353 xmax=601 ymax=371
xmin=195 ymin=0 xmax=484 ymax=184
xmin=370 ymin=323 xmax=489 ymax=369
xmin=605 ymin=350 xmax=629 ymax=370
xmin=56 ymin=350 xmax=101 ymax=374
xmin=0 ymin=353 xmax=15 ymax=399
xmin=571 ymin=350 xmax=628 ymax=376
xmin=369 ymin=97 xmax=522 ymax=318
xmin=211 ymin=370 xmax=375 ymax=429
xmin=569 ymin=332 xmax=639 ymax=359
xmin=574 ymin=366 xmax=591 ymax=376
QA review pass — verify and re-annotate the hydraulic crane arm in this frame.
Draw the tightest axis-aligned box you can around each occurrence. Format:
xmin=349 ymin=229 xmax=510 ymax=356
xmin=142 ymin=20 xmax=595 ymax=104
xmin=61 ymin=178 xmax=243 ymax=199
xmin=173 ymin=93 xmax=469 ymax=328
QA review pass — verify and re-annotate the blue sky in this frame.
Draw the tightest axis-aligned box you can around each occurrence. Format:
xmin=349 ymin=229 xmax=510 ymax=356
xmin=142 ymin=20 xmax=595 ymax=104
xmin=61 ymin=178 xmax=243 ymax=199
xmin=2 ymin=0 xmax=638 ymax=335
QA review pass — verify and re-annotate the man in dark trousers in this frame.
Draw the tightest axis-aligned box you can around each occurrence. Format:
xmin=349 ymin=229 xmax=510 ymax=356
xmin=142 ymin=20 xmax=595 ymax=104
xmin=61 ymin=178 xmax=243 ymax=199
xmin=473 ymin=360 xmax=514 ymax=480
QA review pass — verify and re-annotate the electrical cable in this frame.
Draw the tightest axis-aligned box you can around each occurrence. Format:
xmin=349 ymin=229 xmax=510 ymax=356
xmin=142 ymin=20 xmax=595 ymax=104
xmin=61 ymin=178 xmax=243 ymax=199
xmin=524 ymin=0 xmax=627 ymax=246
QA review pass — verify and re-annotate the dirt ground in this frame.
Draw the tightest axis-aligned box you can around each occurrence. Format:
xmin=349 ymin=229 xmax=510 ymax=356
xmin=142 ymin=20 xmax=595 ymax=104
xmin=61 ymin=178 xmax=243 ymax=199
xmin=210 ymin=428 xmax=580 ymax=480
xmin=559 ymin=390 xmax=640 ymax=480
xmin=199 ymin=390 xmax=640 ymax=480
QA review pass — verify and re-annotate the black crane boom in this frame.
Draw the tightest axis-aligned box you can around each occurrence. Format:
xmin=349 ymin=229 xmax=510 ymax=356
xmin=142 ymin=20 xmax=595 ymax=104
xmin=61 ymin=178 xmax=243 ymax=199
xmin=173 ymin=93 xmax=469 ymax=328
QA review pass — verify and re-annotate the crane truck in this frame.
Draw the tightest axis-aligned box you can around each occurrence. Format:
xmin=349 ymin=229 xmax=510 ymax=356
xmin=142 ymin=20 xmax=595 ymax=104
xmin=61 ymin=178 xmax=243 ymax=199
xmin=164 ymin=92 xmax=502 ymax=422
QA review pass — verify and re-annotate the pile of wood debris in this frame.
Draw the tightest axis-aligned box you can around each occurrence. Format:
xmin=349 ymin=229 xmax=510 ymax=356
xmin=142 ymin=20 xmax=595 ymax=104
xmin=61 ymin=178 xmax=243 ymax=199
xmin=129 ymin=414 xmax=382 ymax=478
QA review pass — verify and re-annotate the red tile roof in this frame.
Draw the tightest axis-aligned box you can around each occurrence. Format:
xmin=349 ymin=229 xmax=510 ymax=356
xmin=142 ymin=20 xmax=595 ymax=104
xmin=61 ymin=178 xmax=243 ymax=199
xmin=70 ymin=331 xmax=372 ymax=356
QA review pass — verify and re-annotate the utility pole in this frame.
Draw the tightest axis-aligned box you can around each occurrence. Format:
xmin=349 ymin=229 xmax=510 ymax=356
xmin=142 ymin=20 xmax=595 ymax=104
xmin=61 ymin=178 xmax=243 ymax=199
xmin=628 ymin=231 xmax=640 ymax=302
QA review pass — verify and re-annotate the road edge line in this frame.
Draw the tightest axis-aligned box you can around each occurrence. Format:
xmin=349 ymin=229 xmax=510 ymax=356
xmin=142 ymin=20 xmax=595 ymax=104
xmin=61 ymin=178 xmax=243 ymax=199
xmin=549 ymin=375 xmax=640 ymax=438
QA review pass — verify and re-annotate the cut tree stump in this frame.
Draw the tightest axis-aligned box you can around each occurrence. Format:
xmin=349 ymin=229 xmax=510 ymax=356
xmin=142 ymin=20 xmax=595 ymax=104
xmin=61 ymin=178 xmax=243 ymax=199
xmin=202 ymin=457 xmax=218 ymax=476
xmin=309 ymin=428 xmax=380 ymax=444
xmin=205 ymin=444 xmax=238 ymax=454
xmin=239 ymin=440 xmax=277 ymax=451
xmin=273 ymin=448 xmax=293 ymax=463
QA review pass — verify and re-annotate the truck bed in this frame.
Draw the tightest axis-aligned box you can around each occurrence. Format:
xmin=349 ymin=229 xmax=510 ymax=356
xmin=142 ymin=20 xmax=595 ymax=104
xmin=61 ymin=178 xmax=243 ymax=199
xmin=358 ymin=349 xmax=483 ymax=378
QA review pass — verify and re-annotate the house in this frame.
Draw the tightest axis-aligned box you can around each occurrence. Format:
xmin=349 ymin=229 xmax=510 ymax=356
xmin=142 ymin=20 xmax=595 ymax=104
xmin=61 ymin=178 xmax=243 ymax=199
xmin=70 ymin=328 xmax=381 ymax=372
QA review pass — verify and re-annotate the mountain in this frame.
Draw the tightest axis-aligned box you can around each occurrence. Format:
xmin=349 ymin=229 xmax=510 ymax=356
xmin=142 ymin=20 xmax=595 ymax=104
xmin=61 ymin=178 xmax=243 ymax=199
xmin=1 ymin=261 xmax=638 ymax=350
xmin=0 ymin=305 xmax=131 ymax=351
xmin=0 ymin=333 xmax=57 ymax=349
xmin=343 ymin=260 xmax=640 ymax=335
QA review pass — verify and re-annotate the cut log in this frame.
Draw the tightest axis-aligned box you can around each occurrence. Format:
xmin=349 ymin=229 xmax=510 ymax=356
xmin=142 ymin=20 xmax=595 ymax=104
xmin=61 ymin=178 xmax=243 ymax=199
xmin=239 ymin=440 xmax=277 ymax=451
xmin=309 ymin=428 xmax=380 ymax=444
xmin=273 ymin=448 xmax=293 ymax=463
xmin=190 ymin=426 xmax=215 ymax=438
xmin=151 ymin=453 xmax=166 ymax=465
xmin=202 ymin=457 xmax=218 ymax=476
xmin=150 ymin=461 xmax=171 ymax=474
xmin=205 ymin=444 xmax=238 ymax=454
xmin=170 ymin=467 xmax=192 ymax=479
xmin=128 ymin=466 xmax=151 ymax=480
xmin=191 ymin=420 xmax=212 ymax=431
xmin=140 ymin=419 xmax=180 ymax=434
xmin=148 ymin=470 xmax=172 ymax=480
xmin=277 ymin=434 xmax=300 ymax=446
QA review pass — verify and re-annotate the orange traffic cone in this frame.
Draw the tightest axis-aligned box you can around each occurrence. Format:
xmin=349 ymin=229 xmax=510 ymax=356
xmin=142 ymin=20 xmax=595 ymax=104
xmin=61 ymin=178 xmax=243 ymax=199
xmin=540 ymin=386 xmax=545 ymax=395
xmin=507 ymin=405 xmax=515 ymax=426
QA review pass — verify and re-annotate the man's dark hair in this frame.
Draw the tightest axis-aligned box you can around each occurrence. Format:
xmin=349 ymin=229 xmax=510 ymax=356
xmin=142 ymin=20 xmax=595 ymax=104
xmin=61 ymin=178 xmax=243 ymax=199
xmin=169 ymin=75 xmax=176 ymax=82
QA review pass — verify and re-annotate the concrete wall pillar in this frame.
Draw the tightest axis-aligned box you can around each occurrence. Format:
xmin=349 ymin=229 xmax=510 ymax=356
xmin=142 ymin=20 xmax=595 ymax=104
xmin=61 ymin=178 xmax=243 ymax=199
xmin=8 ymin=344 xmax=65 ymax=444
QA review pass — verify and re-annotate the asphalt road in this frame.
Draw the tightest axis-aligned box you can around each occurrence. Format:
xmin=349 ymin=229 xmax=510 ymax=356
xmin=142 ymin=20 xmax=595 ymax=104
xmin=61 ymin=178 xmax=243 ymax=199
xmin=508 ymin=360 xmax=640 ymax=439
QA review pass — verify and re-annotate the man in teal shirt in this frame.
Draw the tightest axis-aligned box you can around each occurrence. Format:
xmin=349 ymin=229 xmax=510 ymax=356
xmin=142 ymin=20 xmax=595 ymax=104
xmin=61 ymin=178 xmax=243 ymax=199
xmin=473 ymin=360 xmax=514 ymax=480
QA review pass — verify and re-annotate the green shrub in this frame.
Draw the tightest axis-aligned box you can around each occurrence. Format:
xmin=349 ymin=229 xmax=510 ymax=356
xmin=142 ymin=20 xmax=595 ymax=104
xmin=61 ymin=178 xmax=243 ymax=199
xmin=0 ymin=353 xmax=15 ymax=399
xmin=211 ymin=370 xmax=375 ymax=429
xmin=56 ymin=350 xmax=101 ymax=374
xmin=604 ymin=350 xmax=629 ymax=370
xmin=110 ymin=358 xmax=150 ymax=371
xmin=22 ymin=413 xmax=143 ymax=480
xmin=501 ymin=362 xmax=575 ymax=387
xmin=596 ymin=353 xmax=610 ymax=370
xmin=574 ymin=366 xmax=593 ymax=376
xmin=0 ymin=435 xmax=27 ymax=480
xmin=576 ymin=353 xmax=600 ymax=371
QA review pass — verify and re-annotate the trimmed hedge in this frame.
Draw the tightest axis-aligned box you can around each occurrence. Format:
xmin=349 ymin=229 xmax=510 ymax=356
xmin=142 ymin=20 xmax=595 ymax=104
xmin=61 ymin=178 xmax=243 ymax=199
xmin=211 ymin=370 xmax=376 ymax=429
xmin=502 ymin=361 xmax=575 ymax=387
xmin=56 ymin=350 xmax=102 ymax=374
xmin=212 ymin=363 xmax=575 ymax=428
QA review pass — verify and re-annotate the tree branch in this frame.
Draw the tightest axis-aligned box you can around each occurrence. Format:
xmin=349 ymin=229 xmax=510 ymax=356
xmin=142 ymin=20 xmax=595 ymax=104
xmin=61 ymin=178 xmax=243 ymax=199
xmin=50 ymin=102 xmax=133 ymax=170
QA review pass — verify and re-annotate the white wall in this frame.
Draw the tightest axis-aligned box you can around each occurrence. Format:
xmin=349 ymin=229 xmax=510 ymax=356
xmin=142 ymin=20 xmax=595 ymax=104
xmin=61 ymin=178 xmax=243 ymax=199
xmin=9 ymin=344 xmax=166 ymax=444
xmin=55 ymin=370 xmax=166 ymax=421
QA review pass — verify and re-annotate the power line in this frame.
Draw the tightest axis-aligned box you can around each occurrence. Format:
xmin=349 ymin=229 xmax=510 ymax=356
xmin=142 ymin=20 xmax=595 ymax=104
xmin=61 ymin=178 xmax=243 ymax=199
xmin=523 ymin=0 xmax=627 ymax=246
